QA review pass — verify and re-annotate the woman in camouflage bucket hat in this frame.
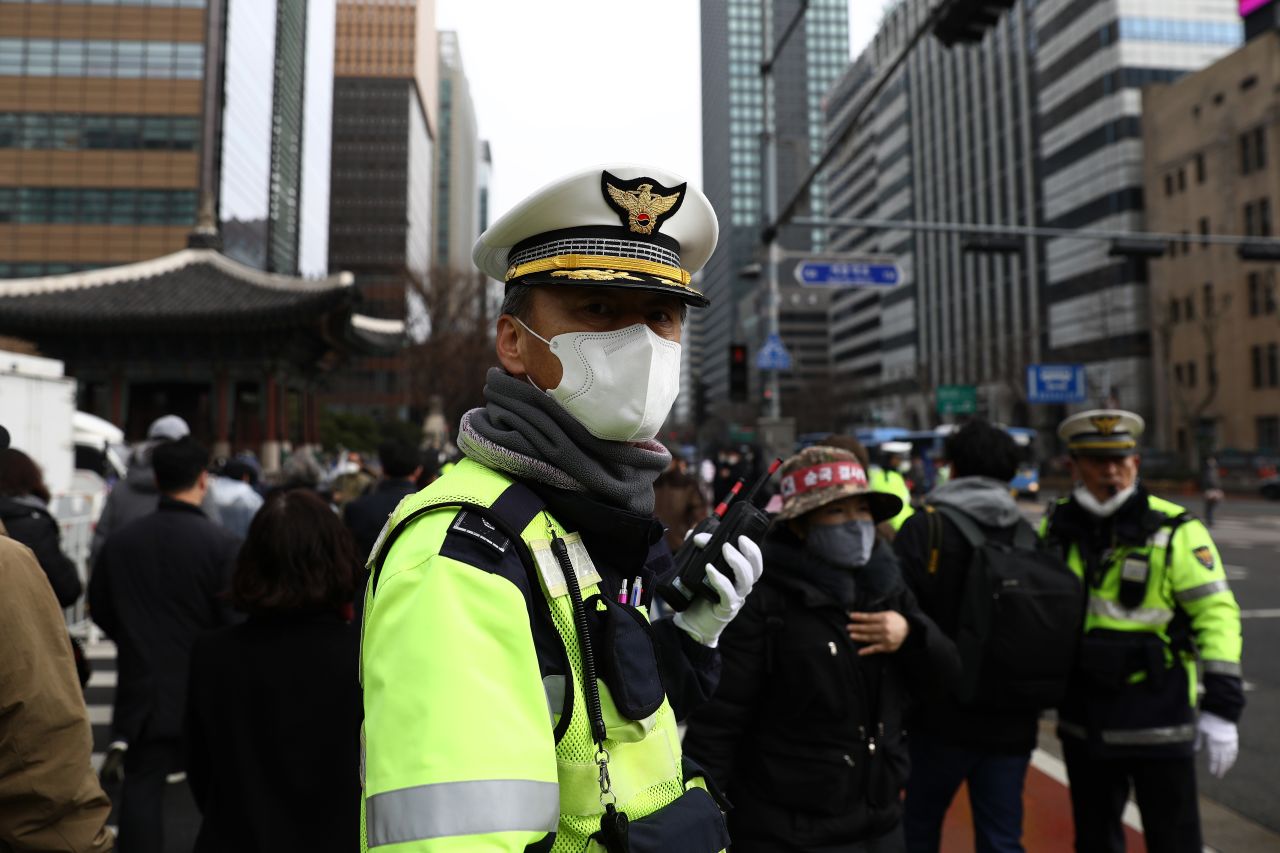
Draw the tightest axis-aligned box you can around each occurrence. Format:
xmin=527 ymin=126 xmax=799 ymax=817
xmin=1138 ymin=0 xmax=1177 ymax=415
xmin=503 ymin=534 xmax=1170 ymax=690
xmin=683 ymin=446 xmax=959 ymax=851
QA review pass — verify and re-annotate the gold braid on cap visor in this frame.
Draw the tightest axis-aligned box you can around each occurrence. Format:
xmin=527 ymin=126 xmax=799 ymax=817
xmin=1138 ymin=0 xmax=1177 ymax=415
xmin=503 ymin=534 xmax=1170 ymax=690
xmin=1069 ymin=438 xmax=1138 ymax=450
xmin=505 ymin=254 xmax=696 ymax=290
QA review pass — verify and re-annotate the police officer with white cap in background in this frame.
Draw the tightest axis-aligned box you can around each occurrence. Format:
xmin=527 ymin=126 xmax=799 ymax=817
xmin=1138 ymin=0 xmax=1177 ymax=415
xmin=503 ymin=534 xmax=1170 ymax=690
xmin=1041 ymin=409 xmax=1244 ymax=853
xmin=359 ymin=165 xmax=761 ymax=852
xmin=869 ymin=440 xmax=915 ymax=534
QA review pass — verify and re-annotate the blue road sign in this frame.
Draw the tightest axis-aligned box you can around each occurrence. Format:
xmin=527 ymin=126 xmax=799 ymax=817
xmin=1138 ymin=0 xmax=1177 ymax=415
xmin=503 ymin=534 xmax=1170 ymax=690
xmin=756 ymin=333 xmax=793 ymax=372
xmin=795 ymin=259 xmax=902 ymax=287
xmin=1027 ymin=363 xmax=1087 ymax=404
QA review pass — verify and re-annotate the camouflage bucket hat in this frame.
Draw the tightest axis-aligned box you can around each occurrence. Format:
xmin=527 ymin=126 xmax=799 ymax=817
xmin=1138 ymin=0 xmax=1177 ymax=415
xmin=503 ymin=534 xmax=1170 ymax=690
xmin=775 ymin=446 xmax=903 ymax=524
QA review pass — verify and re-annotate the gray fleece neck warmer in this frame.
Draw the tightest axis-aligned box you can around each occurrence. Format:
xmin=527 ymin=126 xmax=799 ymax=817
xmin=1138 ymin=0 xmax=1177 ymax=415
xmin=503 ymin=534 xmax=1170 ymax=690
xmin=457 ymin=368 xmax=670 ymax=515
xmin=928 ymin=476 xmax=1024 ymax=527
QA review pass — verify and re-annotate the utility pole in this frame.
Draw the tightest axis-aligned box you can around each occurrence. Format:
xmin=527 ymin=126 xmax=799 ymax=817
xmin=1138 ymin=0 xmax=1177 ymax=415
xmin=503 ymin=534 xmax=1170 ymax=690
xmin=759 ymin=0 xmax=809 ymax=420
xmin=761 ymin=0 xmax=781 ymax=419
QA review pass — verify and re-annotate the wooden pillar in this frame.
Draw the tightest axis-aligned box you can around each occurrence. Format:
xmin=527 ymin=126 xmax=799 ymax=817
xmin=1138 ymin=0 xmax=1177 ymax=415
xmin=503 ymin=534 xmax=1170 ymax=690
xmin=213 ymin=371 xmax=231 ymax=459
xmin=262 ymin=373 xmax=281 ymax=473
xmin=279 ymin=382 xmax=292 ymax=450
xmin=109 ymin=372 xmax=125 ymax=430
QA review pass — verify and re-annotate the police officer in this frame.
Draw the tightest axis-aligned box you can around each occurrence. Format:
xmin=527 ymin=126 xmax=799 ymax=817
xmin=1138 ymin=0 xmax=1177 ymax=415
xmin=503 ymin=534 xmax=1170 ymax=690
xmin=869 ymin=440 xmax=914 ymax=532
xmin=1042 ymin=410 xmax=1244 ymax=853
xmin=359 ymin=165 xmax=762 ymax=852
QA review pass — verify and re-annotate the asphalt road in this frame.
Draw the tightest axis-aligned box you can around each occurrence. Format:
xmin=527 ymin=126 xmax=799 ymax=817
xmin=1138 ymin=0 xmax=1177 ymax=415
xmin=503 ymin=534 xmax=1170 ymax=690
xmin=1029 ymin=492 xmax=1280 ymax=838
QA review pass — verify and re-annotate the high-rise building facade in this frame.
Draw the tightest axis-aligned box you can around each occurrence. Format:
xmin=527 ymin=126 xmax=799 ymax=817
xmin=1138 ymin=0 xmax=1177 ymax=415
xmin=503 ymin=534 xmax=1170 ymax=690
xmin=1144 ymin=28 xmax=1280 ymax=457
xmin=0 ymin=0 xmax=329 ymax=279
xmin=434 ymin=30 xmax=481 ymax=275
xmin=1034 ymin=0 xmax=1241 ymax=418
xmin=824 ymin=0 xmax=1041 ymax=430
xmin=697 ymin=0 xmax=848 ymax=426
xmin=828 ymin=0 xmax=1243 ymax=433
xmin=326 ymin=0 xmax=436 ymax=418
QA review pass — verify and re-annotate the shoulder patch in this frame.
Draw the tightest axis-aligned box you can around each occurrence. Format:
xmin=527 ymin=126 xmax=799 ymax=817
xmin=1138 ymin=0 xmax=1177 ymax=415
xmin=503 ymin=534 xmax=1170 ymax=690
xmin=1193 ymin=545 xmax=1215 ymax=570
xmin=450 ymin=510 xmax=511 ymax=556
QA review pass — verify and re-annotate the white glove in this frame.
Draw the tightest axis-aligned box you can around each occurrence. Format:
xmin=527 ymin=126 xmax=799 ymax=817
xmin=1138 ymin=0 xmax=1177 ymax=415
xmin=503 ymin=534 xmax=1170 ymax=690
xmin=1195 ymin=711 xmax=1239 ymax=778
xmin=672 ymin=533 xmax=764 ymax=647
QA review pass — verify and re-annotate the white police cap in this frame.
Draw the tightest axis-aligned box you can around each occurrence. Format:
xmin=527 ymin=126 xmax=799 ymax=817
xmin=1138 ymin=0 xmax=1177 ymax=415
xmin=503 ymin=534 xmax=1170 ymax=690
xmin=473 ymin=164 xmax=718 ymax=307
xmin=1058 ymin=409 xmax=1145 ymax=457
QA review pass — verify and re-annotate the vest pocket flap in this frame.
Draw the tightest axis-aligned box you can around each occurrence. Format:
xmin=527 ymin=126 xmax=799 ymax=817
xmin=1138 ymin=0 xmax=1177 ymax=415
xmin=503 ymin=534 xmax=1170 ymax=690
xmin=585 ymin=594 xmax=666 ymax=721
xmin=1079 ymin=629 xmax=1167 ymax=690
xmin=587 ymin=788 xmax=730 ymax=853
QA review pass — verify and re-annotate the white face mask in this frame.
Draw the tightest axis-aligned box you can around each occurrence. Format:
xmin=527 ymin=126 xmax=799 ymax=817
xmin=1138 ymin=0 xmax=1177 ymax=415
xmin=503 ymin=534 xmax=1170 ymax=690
xmin=516 ymin=319 xmax=682 ymax=442
xmin=1072 ymin=483 xmax=1137 ymax=518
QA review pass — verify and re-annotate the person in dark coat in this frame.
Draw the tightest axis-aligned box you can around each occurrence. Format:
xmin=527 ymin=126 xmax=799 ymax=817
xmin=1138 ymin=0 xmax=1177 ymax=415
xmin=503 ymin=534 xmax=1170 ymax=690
xmin=653 ymin=448 xmax=709 ymax=553
xmin=186 ymin=489 xmax=361 ymax=853
xmin=892 ymin=420 xmax=1036 ymax=853
xmin=683 ymin=446 xmax=960 ymax=853
xmin=342 ymin=440 xmax=423 ymax=564
xmin=88 ymin=437 xmax=241 ymax=853
xmin=0 ymin=446 xmax=81 ymax=607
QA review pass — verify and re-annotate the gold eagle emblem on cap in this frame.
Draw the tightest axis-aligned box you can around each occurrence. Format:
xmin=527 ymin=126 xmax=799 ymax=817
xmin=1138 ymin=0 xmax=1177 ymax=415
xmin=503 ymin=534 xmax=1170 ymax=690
xmin=606 ymin=182 xmax=681 ymax=235
xmin=1090 ymin=415 xmax=1123 ymax=435
xmin=601 ymin=170 xmax=687 ymax=237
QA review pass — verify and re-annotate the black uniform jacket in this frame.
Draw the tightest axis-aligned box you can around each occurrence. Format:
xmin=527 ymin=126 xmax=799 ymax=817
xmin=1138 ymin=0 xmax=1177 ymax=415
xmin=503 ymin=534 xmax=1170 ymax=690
xmin=683 ymin=529 xmax=959 ymax=849
xmin=529 ymin=482 xmax=721 ymax=720
xmin=88 ymin=497 xmax=242 ymax=743
xmin=186 ymin=609 xmax=361 ymax=853
xmin=0 ymin=495 xmax=82 ymax=607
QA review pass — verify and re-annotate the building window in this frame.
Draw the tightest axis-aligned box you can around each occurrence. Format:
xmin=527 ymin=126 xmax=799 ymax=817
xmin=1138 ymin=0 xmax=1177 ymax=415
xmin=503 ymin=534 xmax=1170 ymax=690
xmin=1164 ymin=173 xmax=1174 ymax=196
xmin=1196 ymin=152 xmax=1206 ymax=183
xmin=1199 ymin=217 xmax=1210 ymax=246
xmin=1244 ymin=201 xmax=1256 ymax=235
xmin=1177 ymin=168 xmax=1186 ymax=191
xmin=1241 ymin=126 xmax=1267 ymax=174
xmin=1258 ymin=416 xmax=1280 ymax=452
xmin=1253 ymin=345 xmax=1265 ymax=388
xmin=1185 ymin=296 xmax=1195 ymax=319
xmin=1203 ymin=282 xmax=1214 ymax=316
xmin=1270 ymin=343 xmax=1280 ymax=387
xmin=1171 ymin=298 xmax=1181 ymax=323
xmin=1249 ymin=271 xmax=1261 ymax=316
xmin=1175 ymin=363 xmax=1185 ymax=385
xmin=1208 ymin=352 xmax=1218 ymax=386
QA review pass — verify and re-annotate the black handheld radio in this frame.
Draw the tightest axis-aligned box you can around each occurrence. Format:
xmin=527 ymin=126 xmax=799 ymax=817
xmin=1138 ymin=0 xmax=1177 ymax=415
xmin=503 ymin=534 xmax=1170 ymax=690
xmin=659 ymin=458 xmax=782 ymax=612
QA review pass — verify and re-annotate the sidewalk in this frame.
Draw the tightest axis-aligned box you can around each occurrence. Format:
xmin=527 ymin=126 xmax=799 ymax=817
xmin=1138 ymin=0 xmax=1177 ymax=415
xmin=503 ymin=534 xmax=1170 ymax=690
xmin=938 ymin=724 xmax=1280 ymax=853
xmin=939 ymin=751 xmax=1145 ymax=853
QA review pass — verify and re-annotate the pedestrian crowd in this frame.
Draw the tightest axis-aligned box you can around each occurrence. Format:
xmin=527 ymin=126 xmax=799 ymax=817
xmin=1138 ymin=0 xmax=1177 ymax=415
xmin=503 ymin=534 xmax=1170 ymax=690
xmin=0 ymin=160 xmax=1245 ymax=853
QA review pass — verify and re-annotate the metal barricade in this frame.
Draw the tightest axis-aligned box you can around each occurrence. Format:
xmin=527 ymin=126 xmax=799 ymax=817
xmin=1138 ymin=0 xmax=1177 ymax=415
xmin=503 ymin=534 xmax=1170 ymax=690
xmin=51 ymin=472 xmax=108 ymax=644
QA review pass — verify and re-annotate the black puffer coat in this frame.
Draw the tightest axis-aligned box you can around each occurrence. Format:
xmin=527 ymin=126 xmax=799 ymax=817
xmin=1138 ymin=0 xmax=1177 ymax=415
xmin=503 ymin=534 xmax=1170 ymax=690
xmin=0 ymin=495 xmax=82 ymax=607
xmin=683 ymin=529 xmax=960 ymax=851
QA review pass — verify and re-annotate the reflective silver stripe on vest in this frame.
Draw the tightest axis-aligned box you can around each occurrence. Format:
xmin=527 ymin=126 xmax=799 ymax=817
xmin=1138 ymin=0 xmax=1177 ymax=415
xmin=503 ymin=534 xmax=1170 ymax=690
xmin=1088 ymin=596 xmax=1173 ymax=626
xmin=544 ymin=675 xmax=566 ymax=720
xmin=1175 ymin=580 xmax=1230 ymax=604
xmin=366 ymin=779 xmax=559 ymax=847
xmin=1100 ymin=724 xmax=1197 ymax=746
xmin=1203 ymin=659 xmax=1243 ymax=677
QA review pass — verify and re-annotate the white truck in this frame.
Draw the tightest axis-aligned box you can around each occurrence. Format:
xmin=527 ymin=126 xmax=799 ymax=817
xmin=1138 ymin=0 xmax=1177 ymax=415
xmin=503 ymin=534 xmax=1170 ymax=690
xmin=0 ymin=350 xmax=76 ymax=495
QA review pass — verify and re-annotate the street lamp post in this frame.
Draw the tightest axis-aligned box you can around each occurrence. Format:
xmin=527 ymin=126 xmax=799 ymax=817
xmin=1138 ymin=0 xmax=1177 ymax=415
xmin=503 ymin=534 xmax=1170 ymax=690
xmin=761 ymin=0 xmax=781 ymax=419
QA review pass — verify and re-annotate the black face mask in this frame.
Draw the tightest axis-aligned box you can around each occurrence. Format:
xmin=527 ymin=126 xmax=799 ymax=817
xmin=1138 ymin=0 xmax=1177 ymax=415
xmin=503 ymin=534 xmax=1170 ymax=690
xmin=804 ymin=520 xmax=876 ymax=569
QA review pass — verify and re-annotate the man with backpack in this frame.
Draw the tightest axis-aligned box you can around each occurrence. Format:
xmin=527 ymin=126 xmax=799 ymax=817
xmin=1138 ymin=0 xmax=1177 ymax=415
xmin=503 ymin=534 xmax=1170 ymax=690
xmin=894 ymin=419 xmax=1082 ymax=853
xmin=1043 ymin=410 xmax=1243 ymax=853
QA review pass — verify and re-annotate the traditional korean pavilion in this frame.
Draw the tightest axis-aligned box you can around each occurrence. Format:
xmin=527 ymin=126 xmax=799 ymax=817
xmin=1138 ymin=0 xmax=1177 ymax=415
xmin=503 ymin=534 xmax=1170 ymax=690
xmin=0 ymin=243 xmax=402 ymax=470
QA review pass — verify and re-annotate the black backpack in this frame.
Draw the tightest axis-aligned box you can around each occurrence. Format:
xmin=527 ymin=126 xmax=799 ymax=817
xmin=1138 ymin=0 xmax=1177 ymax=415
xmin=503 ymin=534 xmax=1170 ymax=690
xmin=927 ymin=504 xmax=1084 ymax=711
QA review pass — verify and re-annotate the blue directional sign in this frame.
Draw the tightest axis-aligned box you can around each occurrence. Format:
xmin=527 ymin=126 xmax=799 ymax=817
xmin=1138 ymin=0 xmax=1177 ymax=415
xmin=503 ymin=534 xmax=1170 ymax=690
xmin=1026 ymin=363 xmax=1087 ymax=404
xmin=795 ymin=259 xmax=902 ymax=288
xmin=756 ymin=333 xmax=793 ymax=372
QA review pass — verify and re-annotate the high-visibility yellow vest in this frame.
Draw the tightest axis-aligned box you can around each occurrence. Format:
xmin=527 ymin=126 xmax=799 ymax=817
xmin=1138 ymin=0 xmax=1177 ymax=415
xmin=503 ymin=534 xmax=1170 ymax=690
xmin=1040 ymin=493 xmax=1242 ymax=750
xmin=359 ymin=458 xmax=703 ymax=851
xmin=869 ymin=465 xmax=914 ymax=530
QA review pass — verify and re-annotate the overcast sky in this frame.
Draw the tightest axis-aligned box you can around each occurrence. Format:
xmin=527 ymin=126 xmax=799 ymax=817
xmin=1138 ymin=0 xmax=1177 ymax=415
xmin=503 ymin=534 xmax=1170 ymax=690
xmin=435 ymin=0 xmax=896 ymax=222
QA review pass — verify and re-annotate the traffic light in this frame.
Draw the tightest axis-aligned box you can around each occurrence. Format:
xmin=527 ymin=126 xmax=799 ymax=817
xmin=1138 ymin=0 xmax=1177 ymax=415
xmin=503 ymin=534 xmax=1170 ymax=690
xmin=729 ymin=343 xmax=748 ymax=402
xmin=934 ymin=0 xmax=1017 ymax=47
